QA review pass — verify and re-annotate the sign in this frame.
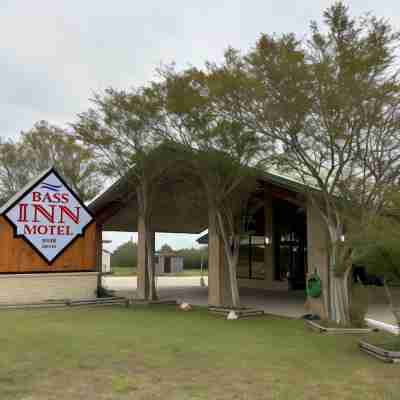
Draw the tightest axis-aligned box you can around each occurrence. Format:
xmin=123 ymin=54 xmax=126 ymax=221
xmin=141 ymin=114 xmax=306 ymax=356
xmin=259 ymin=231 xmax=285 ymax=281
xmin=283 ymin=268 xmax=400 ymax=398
xmin=3 ymin=169 xmax=94 ymax=264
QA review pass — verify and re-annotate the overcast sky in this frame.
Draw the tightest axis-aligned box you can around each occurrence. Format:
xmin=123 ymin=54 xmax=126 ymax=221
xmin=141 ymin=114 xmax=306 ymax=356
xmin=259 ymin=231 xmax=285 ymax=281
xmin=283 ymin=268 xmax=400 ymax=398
xmin=1 ymin=1 xmax=399 ymax=251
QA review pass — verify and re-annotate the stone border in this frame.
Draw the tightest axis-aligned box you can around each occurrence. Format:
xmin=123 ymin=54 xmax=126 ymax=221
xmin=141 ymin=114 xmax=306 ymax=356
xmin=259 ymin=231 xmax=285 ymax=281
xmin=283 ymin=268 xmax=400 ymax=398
xmin=306 ymin=320 xmax=373 ymax=334
xmin=359 ymin=339 xmax=400 ymax=363
xmin=208 ymin=306 xmax=265 ymax=318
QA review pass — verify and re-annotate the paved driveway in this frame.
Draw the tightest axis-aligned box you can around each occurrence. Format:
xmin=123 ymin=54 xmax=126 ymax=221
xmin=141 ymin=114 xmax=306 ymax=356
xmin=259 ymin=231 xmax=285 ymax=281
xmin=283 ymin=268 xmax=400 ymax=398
xmin=103 ymin=276 xmax=396 ymax=324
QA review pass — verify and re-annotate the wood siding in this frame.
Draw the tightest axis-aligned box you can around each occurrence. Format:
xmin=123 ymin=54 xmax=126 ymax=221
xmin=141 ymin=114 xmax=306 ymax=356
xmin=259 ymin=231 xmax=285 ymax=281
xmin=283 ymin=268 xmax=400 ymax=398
xmin=0 ymin=216 xmax=97 ymax=273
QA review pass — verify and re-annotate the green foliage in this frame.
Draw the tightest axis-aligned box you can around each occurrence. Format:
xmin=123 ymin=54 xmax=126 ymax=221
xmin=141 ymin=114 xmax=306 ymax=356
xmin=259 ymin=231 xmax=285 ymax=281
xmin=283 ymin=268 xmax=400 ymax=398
xmin=349 ymin=284 xmax=369 ymax=328
xmin=177 ymin=246 xmax=208 ymax=270
xmin=0 ymin=120 xmax=103 ymax=204
xmin=161 ymin=63 xmax=263 ymax=214
xmin=0 ymin=139 xmax=30 ymax=204
xmin=160 ymin=244 xmax=173 ymax=253
xmin=351 ymin=214 xmax=400 ymax=283
xmin=111 ymin=241 xmax=137 ymax=268
xmin=111 ymin=241 xmax=207 ymax=271
xmin=72 ymin=86 xmax=167 ymax=185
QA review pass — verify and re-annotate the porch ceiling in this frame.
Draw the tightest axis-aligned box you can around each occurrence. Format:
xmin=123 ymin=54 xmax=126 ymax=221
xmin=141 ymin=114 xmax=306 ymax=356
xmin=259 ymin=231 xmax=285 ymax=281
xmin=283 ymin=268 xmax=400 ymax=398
xmin=90 ymin=173 xmax=209 ymax=233
xmin=89 ymin=168 xmax=308 ymax=234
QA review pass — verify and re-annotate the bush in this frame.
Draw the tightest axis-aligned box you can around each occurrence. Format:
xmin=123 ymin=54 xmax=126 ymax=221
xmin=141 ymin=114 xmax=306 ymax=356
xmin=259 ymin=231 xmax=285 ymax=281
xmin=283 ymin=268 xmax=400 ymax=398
xmin=349 ymin=284 xmax=369 ymax=327
xmin=176 ymin=246 xmax=208 ymax=270
xmin=111 ymin=241 xmax=137 ymax=268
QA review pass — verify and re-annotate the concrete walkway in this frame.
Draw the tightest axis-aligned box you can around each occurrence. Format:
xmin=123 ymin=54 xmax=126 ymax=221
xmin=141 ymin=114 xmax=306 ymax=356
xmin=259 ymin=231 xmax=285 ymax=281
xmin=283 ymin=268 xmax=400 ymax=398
xmin=103 ymin=276 xmax=396 ymax=324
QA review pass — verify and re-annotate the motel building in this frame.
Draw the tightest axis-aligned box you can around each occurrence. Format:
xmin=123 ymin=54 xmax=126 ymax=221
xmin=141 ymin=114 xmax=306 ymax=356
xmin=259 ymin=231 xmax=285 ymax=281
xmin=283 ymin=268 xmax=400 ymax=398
xmin=0 ymin=166 xmax=329 ymax=318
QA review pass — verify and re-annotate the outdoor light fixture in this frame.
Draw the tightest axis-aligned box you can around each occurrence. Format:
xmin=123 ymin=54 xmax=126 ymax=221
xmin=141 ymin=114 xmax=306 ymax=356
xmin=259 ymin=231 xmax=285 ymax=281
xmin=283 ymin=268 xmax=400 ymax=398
xmin=340 ymin=235 xmax=345 ymax=242
xmin=265 ymin=236 xmax=271 ymax=245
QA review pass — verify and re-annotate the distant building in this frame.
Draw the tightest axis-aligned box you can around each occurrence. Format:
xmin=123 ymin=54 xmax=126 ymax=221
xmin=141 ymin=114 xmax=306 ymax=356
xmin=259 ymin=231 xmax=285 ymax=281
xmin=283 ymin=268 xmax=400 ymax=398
xmin=155 ymin=251 xmax=183 ymax=274
xmin=102 ymin=249 xmax=111 ymax=273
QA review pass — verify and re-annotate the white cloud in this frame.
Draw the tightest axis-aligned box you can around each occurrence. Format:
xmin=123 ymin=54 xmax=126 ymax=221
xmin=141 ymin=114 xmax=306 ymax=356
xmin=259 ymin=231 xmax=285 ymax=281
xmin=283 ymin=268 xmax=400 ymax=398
xmin=1 ymin=0 xmax=399 ymax=245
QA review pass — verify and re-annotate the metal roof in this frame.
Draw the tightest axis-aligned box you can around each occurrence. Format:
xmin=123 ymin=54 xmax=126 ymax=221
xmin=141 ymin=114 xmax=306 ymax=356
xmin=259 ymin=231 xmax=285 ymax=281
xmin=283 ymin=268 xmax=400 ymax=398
xmin=87 ymin=165 xmax=314 ymax=234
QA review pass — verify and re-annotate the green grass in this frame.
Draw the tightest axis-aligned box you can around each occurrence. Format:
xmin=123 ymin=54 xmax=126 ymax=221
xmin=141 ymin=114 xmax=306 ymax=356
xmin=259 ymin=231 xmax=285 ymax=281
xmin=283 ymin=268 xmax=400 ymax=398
xmin=365 ymin=331 xmax=400 ymax=352
xmin=111 ymin=266 xmax=137 ymax=276
xmin=1 ymin=306 xmax=399 ymax=400
xmin=111 ymin=267 xmax=205 ymax=277
xmin=165 ymin=269 xmax=205 ymax=277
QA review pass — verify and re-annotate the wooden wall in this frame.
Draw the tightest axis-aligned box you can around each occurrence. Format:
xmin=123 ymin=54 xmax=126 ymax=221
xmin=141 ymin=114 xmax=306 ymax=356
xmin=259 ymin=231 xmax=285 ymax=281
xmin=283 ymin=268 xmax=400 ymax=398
xmin=0 ymin=216 xmax=98 ymax=273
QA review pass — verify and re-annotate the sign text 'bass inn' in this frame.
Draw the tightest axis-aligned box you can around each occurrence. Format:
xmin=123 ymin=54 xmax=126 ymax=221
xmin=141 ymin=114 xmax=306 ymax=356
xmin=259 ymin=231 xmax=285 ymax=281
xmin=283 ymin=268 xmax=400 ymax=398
xmin=3 ymin=169 xmax=93 ymax=263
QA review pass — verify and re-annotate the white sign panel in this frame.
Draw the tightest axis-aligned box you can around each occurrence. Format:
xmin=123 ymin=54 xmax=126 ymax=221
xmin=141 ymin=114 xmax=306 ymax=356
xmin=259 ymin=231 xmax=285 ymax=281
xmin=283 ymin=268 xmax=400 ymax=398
xmin=3 ymin=169 xmax=94 ymax=263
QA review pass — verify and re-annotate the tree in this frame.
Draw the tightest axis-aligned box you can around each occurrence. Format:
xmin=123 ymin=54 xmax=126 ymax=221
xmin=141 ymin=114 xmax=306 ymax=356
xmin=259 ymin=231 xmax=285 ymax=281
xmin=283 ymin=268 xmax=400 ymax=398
xmin=160 ymin=64 xmax=262 ymax=307
xmin=0 ymin=121 xmax=103 ymax=204
xmin=160 ymin=244 xmax=173 ymax=253
xmin=20 ymin=121 xmax=102 ymax=201
xmin=111 ymin=240 xmax=138 ymax=268
xmin=350 ymin=194 xmax=400 ymax=329
xmin=73 ymin=86 xmax=170 ymax=300
xmin=177 ymin=246 xmax=208 ymax=270
xmin=0 ymin=139 xmax=30 ymax=205
xmin=228 ymin=3 xmax=400 ymax=323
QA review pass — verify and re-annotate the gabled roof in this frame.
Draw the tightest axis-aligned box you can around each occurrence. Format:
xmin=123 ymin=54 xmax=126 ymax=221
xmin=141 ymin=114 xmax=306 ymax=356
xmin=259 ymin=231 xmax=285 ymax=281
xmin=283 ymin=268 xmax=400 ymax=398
xmin=87 ymin=162 xmax=314 ymax=234
xmin=261 ymin=171 xmax=316 ymax=195
xmin=197 ymin=233 xmax=208 ymax=244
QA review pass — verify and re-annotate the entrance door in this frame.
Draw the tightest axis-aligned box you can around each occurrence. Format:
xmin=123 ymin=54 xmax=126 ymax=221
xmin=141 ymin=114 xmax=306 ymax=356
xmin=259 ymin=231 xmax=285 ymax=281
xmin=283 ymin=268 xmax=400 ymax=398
xmin=274 ymin=200 xmax=307 ymax=290
xmin=164 ymin=257 xmax=171 ymax=273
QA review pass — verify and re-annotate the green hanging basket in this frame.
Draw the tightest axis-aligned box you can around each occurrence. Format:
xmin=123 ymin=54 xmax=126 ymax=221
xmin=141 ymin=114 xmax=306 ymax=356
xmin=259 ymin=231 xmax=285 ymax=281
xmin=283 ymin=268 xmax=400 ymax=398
xmin=306 ymin=272 xmax=322 ymax=298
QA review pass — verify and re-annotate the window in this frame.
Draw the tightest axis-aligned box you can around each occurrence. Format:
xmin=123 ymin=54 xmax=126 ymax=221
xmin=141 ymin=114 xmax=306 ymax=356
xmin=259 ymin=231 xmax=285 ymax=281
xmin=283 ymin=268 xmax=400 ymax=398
xmin=237 ymin=235 xmax=265 ymax=280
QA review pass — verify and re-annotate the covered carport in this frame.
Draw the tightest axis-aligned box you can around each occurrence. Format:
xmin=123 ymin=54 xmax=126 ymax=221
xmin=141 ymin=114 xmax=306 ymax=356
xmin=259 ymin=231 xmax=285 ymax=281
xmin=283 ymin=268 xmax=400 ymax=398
xmin=89 ymin=168 xmax=331 ymax=318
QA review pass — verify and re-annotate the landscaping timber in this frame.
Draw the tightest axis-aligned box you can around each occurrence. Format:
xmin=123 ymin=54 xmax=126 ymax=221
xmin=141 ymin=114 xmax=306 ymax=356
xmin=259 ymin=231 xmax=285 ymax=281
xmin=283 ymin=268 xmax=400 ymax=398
xmin=208 ymin=306 xmax=264 ymax=318
xmin=359 ymin=339 xmax=400 ymax=363
xmin=306 ymin=320 xmax=373 ymax=334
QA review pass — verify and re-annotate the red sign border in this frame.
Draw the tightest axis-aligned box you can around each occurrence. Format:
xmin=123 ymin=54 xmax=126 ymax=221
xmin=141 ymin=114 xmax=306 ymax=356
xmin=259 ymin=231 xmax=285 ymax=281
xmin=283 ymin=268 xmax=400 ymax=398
xmin=1 ymin=167 xmax=95 ymax=265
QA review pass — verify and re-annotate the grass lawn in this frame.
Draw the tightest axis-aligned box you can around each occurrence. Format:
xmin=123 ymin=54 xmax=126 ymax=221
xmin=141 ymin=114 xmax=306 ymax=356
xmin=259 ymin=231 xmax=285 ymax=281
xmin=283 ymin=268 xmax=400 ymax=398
xmin=365 ymin=331 xmax=400 ymax=352
xmin=1 ymin=306 xmax=399 ymax=400
xmin=111 ymin=267 xmax=137 ymax=276
xmin=165 ymin=269 xmax=205 ymax=277
xmin=111 ymin=267 xmax=205 ymax=277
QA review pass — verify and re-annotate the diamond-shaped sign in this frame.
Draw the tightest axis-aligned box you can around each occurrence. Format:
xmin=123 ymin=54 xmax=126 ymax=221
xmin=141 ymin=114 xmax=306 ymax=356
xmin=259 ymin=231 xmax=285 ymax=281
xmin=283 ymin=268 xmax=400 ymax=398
xmin=2 ymin=168 xmax=94 ymax=264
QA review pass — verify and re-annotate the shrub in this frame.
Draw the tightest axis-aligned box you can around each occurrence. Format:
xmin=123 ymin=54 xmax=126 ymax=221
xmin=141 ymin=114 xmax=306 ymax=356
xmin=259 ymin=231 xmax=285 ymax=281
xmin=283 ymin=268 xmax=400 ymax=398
xmin=349 ymin=284 xmax=369 ymax=327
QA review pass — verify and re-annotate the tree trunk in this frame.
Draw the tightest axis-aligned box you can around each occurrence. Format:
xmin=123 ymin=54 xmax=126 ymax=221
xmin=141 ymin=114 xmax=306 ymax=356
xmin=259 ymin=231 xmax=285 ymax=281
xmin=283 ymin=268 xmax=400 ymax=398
xmin=330 ymin=274 xmax=351 ymax=325
xmin=383 ymin=280 xmax=400 ymax=329
xmin=145 ymin=229 xmax=157 ymax=301
xmin=216 ymin=210 xmax=241 ymax=308
xmin=329 ymin=253 xmax=351 ymax=325
xmin=226 ymin=244 xmax=240 ymax=308
xmin=137 ymin=183 xmax=157 ymax=301
xmin=328 ymin=243 xmax=351 ymax=324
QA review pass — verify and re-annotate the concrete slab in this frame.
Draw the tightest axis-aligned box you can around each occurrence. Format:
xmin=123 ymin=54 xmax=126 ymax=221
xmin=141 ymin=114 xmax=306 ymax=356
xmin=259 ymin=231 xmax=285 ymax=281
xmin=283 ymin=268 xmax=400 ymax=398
xmin=103 ymin=276 xmax=396 ymax=323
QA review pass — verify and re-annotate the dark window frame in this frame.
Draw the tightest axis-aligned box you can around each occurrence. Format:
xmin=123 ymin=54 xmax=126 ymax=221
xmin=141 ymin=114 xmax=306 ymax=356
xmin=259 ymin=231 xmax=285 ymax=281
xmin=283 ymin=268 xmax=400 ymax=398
xmin=237 ymin=235 xmax=265 ymax=280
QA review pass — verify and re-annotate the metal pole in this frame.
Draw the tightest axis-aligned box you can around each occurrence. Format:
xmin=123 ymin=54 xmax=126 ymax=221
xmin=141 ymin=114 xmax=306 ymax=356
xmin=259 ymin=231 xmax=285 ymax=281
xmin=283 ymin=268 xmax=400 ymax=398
xmin=200 ymin=247 xmax=206 ymax=287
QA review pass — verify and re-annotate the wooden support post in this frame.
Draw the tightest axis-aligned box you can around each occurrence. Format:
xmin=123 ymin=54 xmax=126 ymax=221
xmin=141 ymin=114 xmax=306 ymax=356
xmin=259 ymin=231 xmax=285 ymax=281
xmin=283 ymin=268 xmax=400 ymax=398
xmin=150 ymin=231 xmax=157 ymax=299
xmin=264 ymin=188 xmax=275 ymax=283
xmin=207 ymin=207 xmax=232 ymax=307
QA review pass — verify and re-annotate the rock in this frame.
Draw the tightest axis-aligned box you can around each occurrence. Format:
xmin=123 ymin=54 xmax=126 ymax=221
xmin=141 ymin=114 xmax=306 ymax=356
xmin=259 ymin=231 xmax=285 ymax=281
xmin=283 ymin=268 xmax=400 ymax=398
xmin=227 ymin=310 xmax=239 ymax=320
xmin=179 ymin=302 xmax=192 ymax=311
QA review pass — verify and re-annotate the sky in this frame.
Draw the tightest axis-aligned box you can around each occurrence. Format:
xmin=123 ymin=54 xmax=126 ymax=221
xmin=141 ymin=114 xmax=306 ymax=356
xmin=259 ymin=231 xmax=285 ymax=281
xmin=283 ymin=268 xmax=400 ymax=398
xmin=1 ymin=0 xmax=399 ymax=252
